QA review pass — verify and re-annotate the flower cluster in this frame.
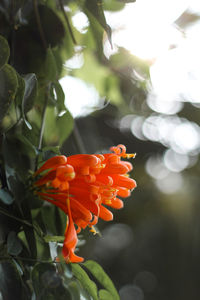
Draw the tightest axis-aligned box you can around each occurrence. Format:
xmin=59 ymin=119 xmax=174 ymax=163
xmin=34 ymin=145 xmax=136 ymax=263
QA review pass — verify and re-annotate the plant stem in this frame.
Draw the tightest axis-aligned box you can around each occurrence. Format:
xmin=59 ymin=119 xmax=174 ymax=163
xmin=58 ymin=0 xmax=77 ymax=45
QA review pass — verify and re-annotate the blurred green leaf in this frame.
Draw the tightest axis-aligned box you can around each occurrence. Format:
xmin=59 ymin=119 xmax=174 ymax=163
xmin=85 ymin=0 xmax=112 ymax=46
xmin=44 ymin=107 xmax=74 ymax=146
xmin=51 ymin=81 xmax=66 ymax=113
xmin=0 ymin=261 xmax=23 ymax=300
xmin=103 ymin=0 xmax=124 ymax=11
xmin=43 ymin=48 xmax=58 ymax=83
xmin=32 ymin=263 xmax=71 ymax=299
xmin=0 ymin=35 xmax=10 ymax=69
xmin=0 ymin=64 xmax=18 ymax=122
xmin=63 ymin=280 xmax=80 ymax=300
xmin=0 ymin=188 xmax=14 ymax=205
xmin=44 ymin=235 xmax=64 ymax=243
xmin=29 ymin=4 xmax=65 ymax=48
xmin=71 ymin=263 xmax=98 ymax=300
xmin=99 ymin=289 xmax=114 ymax=300
xmin=7 ymin=231 xmax=23 ymax=256
xmin=84 ymin=260 xmax=120 ymax=300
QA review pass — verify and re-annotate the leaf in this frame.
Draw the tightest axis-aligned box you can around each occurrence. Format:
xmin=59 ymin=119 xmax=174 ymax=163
xmin=71 ymin=263 xmax=98 ymax=300
xmin=43 ymin=48 xmax=58 ymax=82
xmin=31 ymin=263 xmax=70 ymax=300
xmin=44 ymin=235 xmax=64 ymax=243
xmin=0 ymin=188 xmax=14 ymax=205
xmin=22 ymin=73 xmax=38 ymax=113
xmin=103 ymin=0 xmax=124 ymax=11
xmin=44 ymin=107 xmax=74 ymax=146
xmin=31 ymin=263 xmax=57 ymax=295
xmin=85 ymin=0 xmax=112 ymax=46
xmin=30 ymin=4 xmax=65 ymax=48
xmin=0 ymin=64 xmax=18 ymax=122
xmin=7 ymin=231 xmax=23 ymax=256
xmin=21 ymin=199 xmax=37 ymax=259
xmin=84 ymin=260 xmax=120 ymax=300
xmin=63 ymin=280 xmax=81 ymax=300
xmin=0 ymin=35 xmax=10 ymax=69
xmin=0 ymin=261 xmax=23 ymax=300
xmin=51 ymin=81 xmax=66 ymax=113
xmin=99 ymin=289 xmax=114 ymax=300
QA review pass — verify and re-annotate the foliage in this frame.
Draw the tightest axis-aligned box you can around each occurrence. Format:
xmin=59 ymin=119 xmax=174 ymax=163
xmin=0 ymin=0 xmax=144 ymax=299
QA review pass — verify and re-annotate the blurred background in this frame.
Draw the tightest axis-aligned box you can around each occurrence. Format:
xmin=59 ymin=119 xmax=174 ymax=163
xmin=60 ymin=0 xmax=200 ymax=299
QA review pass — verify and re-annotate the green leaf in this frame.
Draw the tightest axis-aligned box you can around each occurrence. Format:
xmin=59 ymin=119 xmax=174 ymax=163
xmin=103 ymin=0 xmax=125 ymax=11
xmin=0 ymin=261 xmax=23 ymax=300
xmin=32 ymin=263 xmax=71 ymax=299
xmin=44 ymin=107 xmax=74 ymax=146
xmin=44 ymin=235 xmax=64 ymax=243
xmin=0 ymin=188 xmax=14 ymax=205
xmin=63 ymin=280 xmax=81 ymax=300
xmin=21 ymin=200 xmax=37 ymax=259
xmin=22 ymin=73 xmax=38 ymax=113
xmin=0 ymin=64 xmax=18 ymax=122
xmin=51 ymin=81 xmax=66 ymax=113
xmin=43 ymin=48 xmax=58 ymax=82
xmin=85 ymin=0 xmax=112 ymax=46
xmin=71 ymin=263 xmax=98 ymax=300
xmin=31 ymin=263 xmax=57 ymax=295
xmin=0 ymin=35 xmax=10 ymax=69
xmin=99 ymin=289 xmax=114 ymax=300
xmin=84 ymin=260 xmax=120 ymax=300
xmin=7 ymin=231 xmax=23 ymax=256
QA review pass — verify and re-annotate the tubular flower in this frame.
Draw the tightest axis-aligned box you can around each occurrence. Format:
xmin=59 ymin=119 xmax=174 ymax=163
xmin=33 ymin=145 xmax=136 ymax=263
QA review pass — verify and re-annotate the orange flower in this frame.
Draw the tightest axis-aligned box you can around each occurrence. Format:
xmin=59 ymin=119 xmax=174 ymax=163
xmin=34 ymin=145 xmax=136 ymax=263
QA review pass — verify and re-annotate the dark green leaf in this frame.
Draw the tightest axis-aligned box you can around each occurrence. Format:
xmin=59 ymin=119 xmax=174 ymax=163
xmin=0 ymin=188 xmax=14 ymax=204
xmin=0 ymin=35 xmax=10 ymax=69
xmin=21 ymin=200 xmax=37 ymax=259
xmin=30 ymin=4 xmax=65 ymax=48
xmin=22 ymin=73 xmax=38 ymax=113
xmin=15 ymin=72 xmax=25 ymax=108
xmin=0 ymin=261 xmax=23 ymax=300
xmin=7 ymin=231 xmax=23 ymax=256
xmin=0 ymin=64 xmax=18 ymax=122
xmin=32 ymin=263 xmax=70 ymax=299
xmin=71 ymin=263 xmax=98 ymax=300
xmin=7 ymin=175 xmax=26 ymax=203
xmin=84 ymin=260 xmax=120 ymax=300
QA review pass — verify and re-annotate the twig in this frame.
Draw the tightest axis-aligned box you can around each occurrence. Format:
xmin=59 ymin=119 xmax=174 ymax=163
xmin=58 ymin=0 xmax=77 ymax=45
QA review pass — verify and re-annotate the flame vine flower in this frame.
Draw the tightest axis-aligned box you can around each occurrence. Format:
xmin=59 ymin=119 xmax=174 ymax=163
xmin=33 ymin=145 xmax=136 ymax=263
